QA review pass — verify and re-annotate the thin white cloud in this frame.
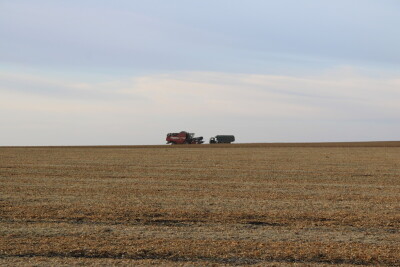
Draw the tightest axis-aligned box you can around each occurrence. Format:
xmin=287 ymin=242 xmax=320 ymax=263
xmin=1 ymin=67 xmax=399 ymax=121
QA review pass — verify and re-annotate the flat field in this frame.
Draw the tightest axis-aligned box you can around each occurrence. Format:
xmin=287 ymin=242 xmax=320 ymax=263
xmin=1 ymin=142 xmax=400 ymax=266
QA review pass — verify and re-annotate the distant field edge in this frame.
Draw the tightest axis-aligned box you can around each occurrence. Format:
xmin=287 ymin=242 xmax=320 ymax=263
xmin=1 ymin=141 xmax=400 ymax=149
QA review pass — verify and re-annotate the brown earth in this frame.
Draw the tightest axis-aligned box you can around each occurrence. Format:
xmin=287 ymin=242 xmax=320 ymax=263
xmin=1 ymin=142 xmax=400 ymax=266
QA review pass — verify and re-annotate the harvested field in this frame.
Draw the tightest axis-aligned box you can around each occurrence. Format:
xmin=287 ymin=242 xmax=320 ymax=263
xmin=1 ymin=142 xmax=400 ymax=266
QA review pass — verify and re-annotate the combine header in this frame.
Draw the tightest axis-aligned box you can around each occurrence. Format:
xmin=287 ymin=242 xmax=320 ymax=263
xmin=166 ymin=131 xmax=204 ymax=144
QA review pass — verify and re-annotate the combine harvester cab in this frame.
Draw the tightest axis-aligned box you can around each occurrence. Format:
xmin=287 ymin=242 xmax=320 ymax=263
xmin=209 ymin=135 xmax=235 ymax=144
xmin=166 ymin=131 xmax=204 ymax=144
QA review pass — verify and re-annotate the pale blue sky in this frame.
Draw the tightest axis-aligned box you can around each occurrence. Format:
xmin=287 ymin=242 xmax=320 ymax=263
xmin=1 ymin=1 xmax=399 ymax=145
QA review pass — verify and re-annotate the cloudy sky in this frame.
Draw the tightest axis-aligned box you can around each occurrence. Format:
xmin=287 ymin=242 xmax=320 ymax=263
xmin=1 ymin=0 xmax=399 ymax=145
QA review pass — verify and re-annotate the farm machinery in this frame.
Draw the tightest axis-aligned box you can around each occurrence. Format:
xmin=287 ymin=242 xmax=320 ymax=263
xmin=166 ymin=131 xmax=204 ymax=144
xmin=166 ymin=131 xmax=235 ymax=145
xmin=209 ymin=135 xmax=235 ymax=144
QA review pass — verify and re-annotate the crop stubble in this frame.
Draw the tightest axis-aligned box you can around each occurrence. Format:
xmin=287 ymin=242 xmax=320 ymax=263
xmin=0 ymin=143 xmax=400 ymax=266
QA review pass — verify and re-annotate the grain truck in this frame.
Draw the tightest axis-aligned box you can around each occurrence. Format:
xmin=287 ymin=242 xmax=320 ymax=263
xmin=209 ymin=135 xmax=235 ymax=144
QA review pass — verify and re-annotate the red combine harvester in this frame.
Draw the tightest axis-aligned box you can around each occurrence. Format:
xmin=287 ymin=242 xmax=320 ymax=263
xmin=166 ymin=131 xmax=204 ymax=144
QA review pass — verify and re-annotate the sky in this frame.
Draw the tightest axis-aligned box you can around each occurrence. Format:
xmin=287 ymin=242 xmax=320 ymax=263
xmin=1 ymin=0 xmax=399 ymax=145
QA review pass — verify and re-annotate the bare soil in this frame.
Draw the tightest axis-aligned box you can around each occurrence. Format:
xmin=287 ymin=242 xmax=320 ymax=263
xmin=1 ymin=142 xmax=400 ymax=266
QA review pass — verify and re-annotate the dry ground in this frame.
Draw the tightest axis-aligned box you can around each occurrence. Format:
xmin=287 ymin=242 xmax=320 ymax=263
xmin=1 ymin=142 xmax=400 ymax=266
